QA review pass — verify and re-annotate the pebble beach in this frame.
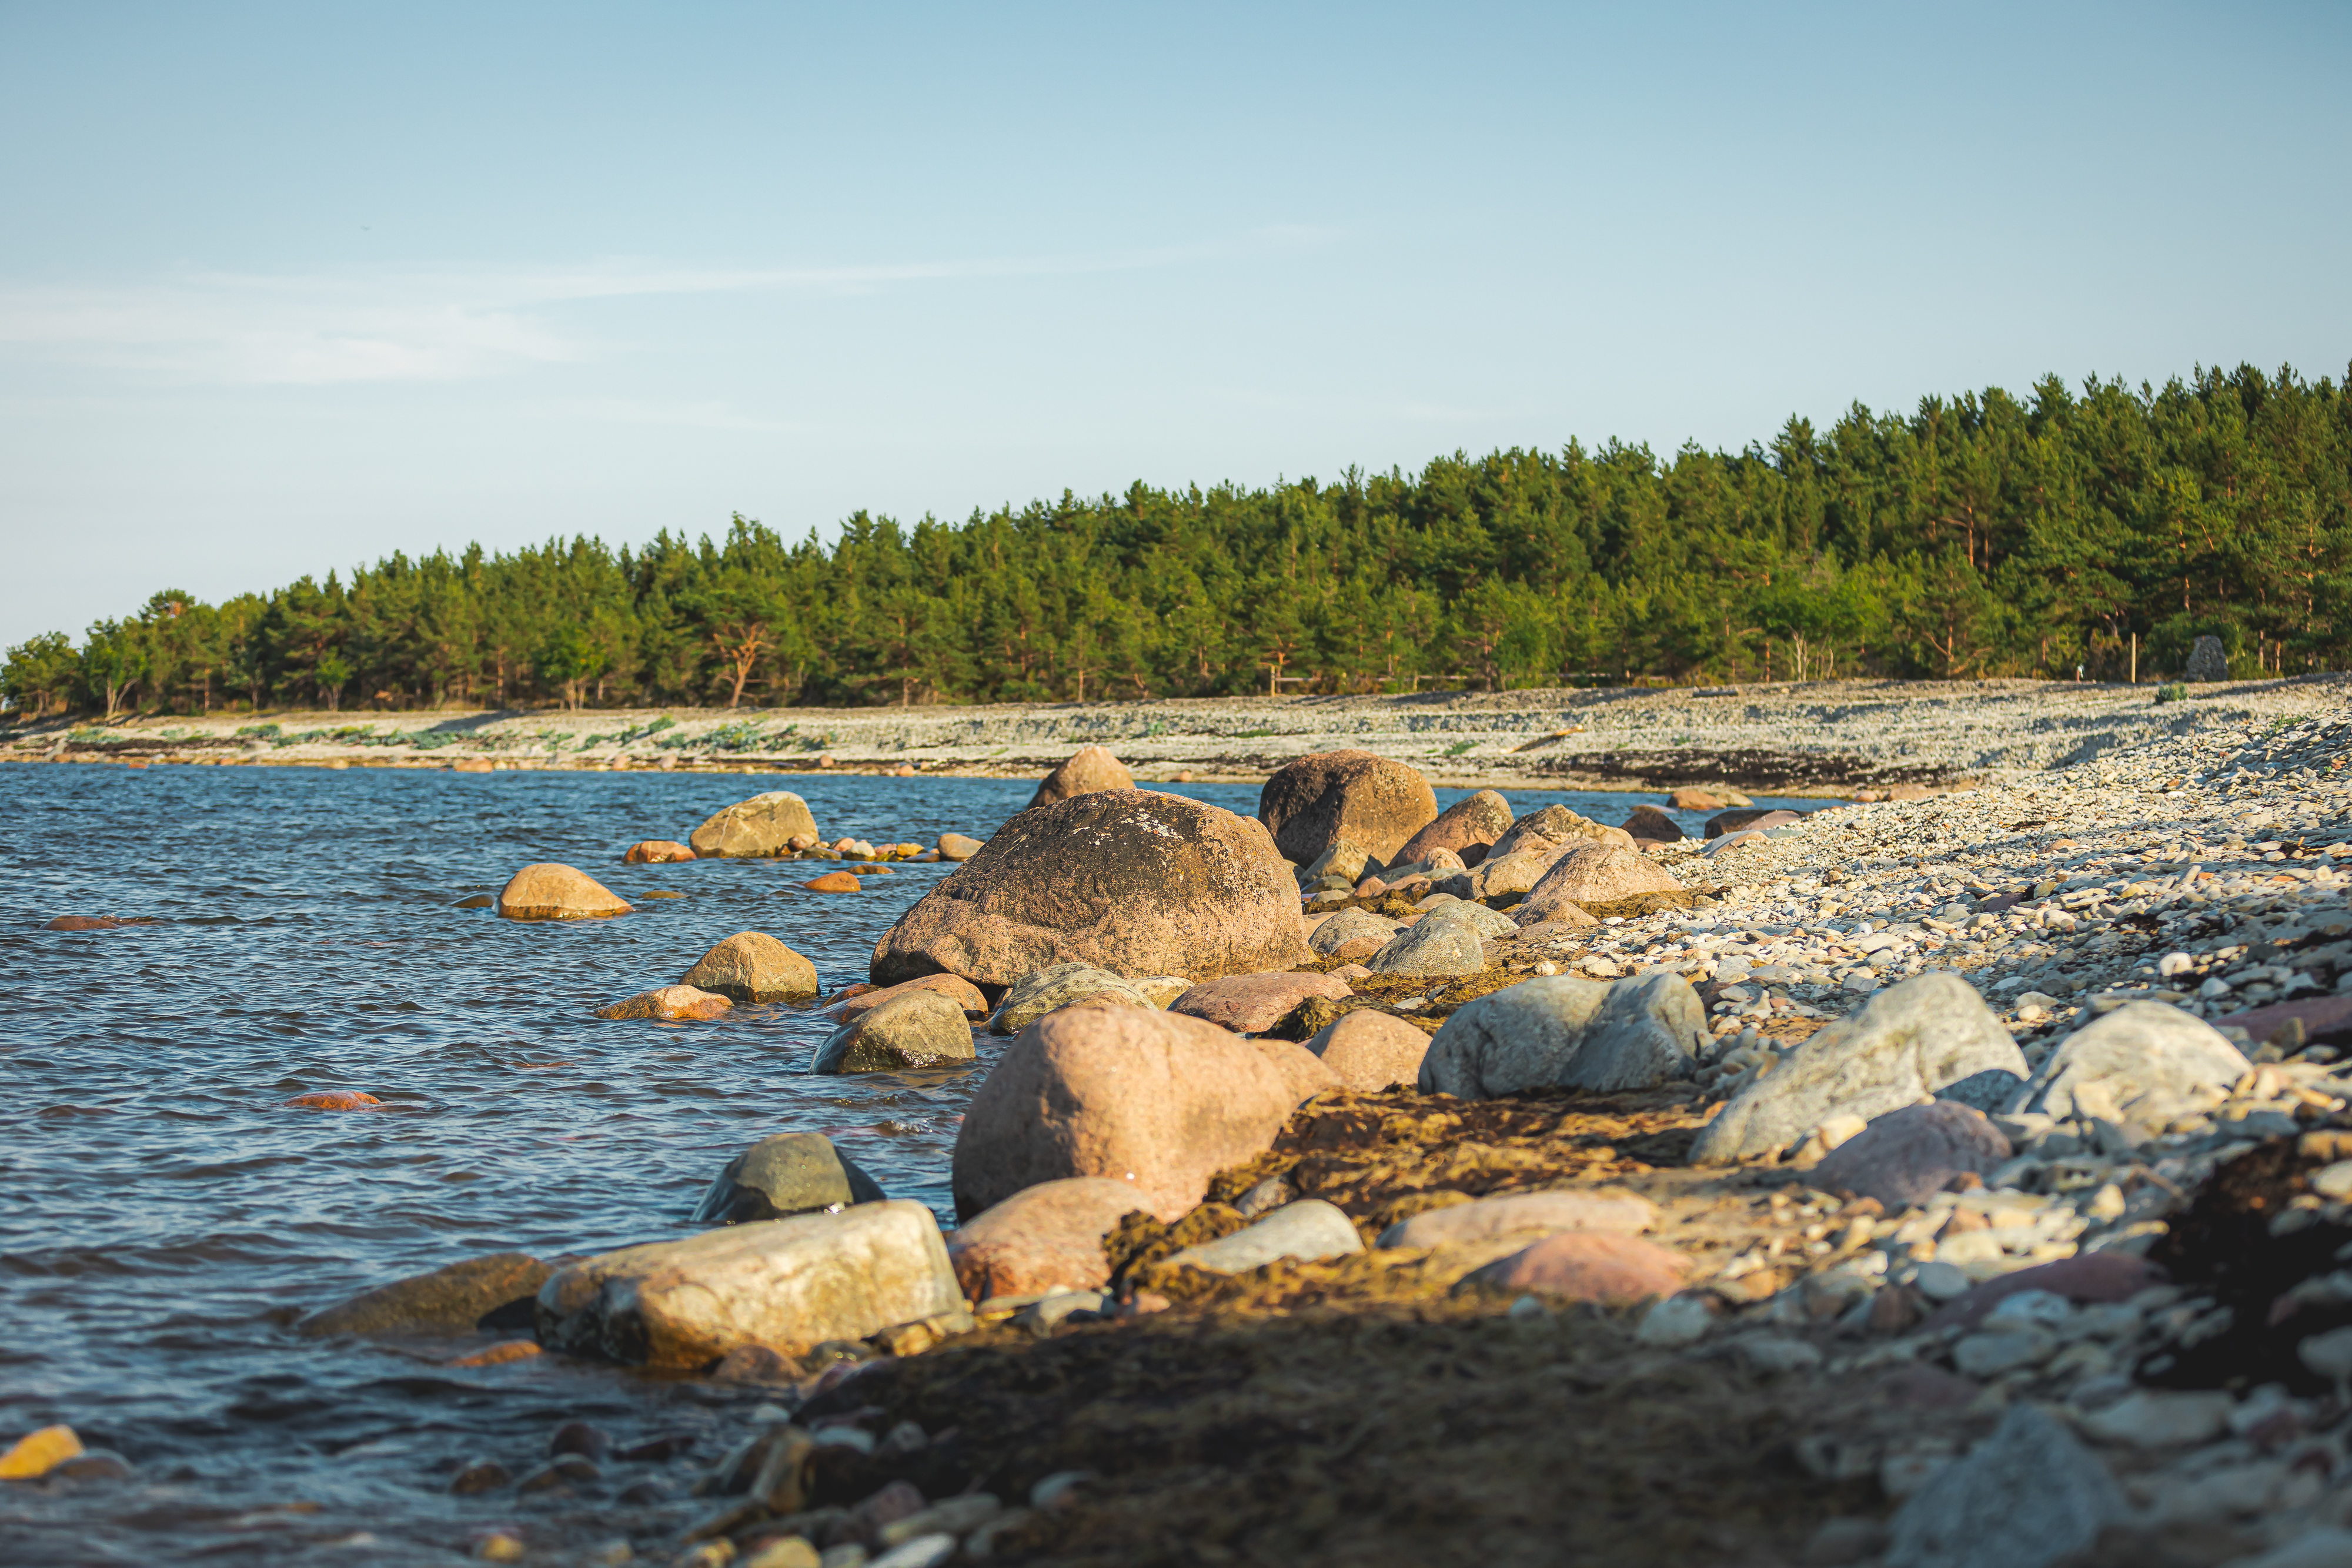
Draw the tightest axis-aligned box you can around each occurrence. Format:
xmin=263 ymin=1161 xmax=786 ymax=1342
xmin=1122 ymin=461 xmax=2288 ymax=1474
xmin=9 ymin=676 xmax=2352 ymax=1568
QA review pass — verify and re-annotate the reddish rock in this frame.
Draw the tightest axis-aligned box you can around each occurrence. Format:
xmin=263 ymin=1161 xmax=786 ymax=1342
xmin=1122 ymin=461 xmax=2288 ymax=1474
xmin=1304 ymin=1010 xmax=1433 ymax=1092
xmin=1392 ymin=790 xmax=1515 ymax=869
xmin=828 ymin=973 xmax=991 ymax=1022
xmin=1488 ymin=805 xmax=1632 ymax=861
xmin=1809 ymin=1102 xmax=2014 ymax=1210
xmin=803 ymin=871 xmax=861 ymax=893
xmin=1168 ymin=971 xmax=1353 ymax=1033
xmin=1516 ymin=845 xmax=1680 ymax=922
xmin=951 ymin=1005 xmax=1321 ymax=1221
xmin=1251 ymin=1038 xmax=1345 ymax=1107
xmin=623 ymin=840 xmax=696 ymax=864
xmin=873 ymin=790 xmax=1311 ymax=989
xmin=43 ymin=915 xmax=125 ymax=931
xmin=945 ymin=1176 xmax=1148 ymax=1300
xmin=496 ymin=863 xmax=632 ymax=921
xmin=1459 ymin=1232 xmax=1691 ymax=1305
xmin=1258 ymin=750 xmax=1438 ymax=864
xmin=681 ymin=931 xmax=820 ymax=1001
xmin=1923 ymin=1253 xmax=2166 ymax=1333
xmin=284 ymin=1090 xmax=384 ymax=1111
xmin=2217 ymin=994 xmax=2352 ymax=1049
xmin=1669 ymin=786 xmax=1750 ymax=811
xmin=1028 ymin=745 xmax=1134 ymax=809
xmin=1705 ymin=808 xmax=1802 ymax=839
xmin=593 ymin=985 xmax=734 ymax=1021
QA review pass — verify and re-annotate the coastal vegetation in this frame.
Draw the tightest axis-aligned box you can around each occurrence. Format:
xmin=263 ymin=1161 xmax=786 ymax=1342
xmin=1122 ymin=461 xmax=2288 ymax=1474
xmin=6 ymin=362 xmax=2347 ymax=718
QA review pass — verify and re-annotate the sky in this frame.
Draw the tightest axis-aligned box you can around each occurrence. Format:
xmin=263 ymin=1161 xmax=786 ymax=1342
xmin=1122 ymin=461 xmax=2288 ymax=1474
xmin=1 ymin=1 xmax=2347 ymax=650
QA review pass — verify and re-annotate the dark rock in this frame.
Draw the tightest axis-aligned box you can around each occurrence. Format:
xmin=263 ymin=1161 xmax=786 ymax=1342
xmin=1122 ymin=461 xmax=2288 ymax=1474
xmin=811 ymin=989 xmax=975 ymax=1074
xmin=1809 ymin=1103 xmax=2014 ymax=1210
xmin=1935 ymin=1069 xmax=2030 ymax=1114
xmin=450 ymin=1459 xmax=513 ymax=1495
xmin=1705 ymin=808 xmax=1802 ymax=839
xmin=1621 ymin=804 xmax=1684 ymax=842
xmin=1257 ymin=750 xmax=1437 ymax=864
xmin=691 ymin=1132 xmax=887 ymax=1226
xmin=550 ymin=1422 xmax=610 ymax=1461
xmin=298 ymin=1252 xmax=553 ymax=1338
xmin=2184 ymin=635 xmax=2229 ymax=683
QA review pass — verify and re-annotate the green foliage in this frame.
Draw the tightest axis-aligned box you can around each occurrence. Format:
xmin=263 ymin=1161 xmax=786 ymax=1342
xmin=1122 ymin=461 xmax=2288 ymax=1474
xmin=11 ymin=362 xmax=2350 ymax=717
xmin=2155 ymin=683 xmax=2190 ymax=703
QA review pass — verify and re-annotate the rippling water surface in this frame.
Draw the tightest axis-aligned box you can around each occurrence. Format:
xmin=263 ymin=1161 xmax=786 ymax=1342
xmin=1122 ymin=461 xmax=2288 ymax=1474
xmin=0 ymin=765 xmax=1811 ymax=1562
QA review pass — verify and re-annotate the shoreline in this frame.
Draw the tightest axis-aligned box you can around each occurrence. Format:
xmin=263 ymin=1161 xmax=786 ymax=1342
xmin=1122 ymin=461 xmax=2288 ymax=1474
xmin=7 ymin=674 xmax=2346 ymax=795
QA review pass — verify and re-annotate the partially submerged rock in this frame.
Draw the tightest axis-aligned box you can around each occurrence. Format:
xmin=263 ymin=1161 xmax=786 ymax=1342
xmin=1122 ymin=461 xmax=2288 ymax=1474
xmin=946 ymin=1176 xmax=1146 ymax=1300
xmin=1303 ymin=1009 xmax=1431 ymax=1091
xmin=1691 ymin=971 xmax=2027 ymax=1164
xmin=496 ymin=863 xmax=631 ymax=921
xmin=1621 ymin=804 xmax=1684 ymax=842
xmin=1669 ymin=785 xmax=1750 ymax=811
xmin=990 ymin=963 xmax=1154 ymax=1034
xmin=681 ymin=931 xmax=820 ymax=1002
xmin=951 ymin=1005 xmax=1322 ymax=1221
xmin=2023 ymin=1001 xmax=2250 ymax=1133
xmin=938 ymin=832 xmax=985 ymax=861
xmin=1165 ymin=1200 xmax=1363 ymax=1273
xmin=690 ymin=1132 xmax=887 ymax=1226
xmin=298 ymin=1252 xmax=553 ymax=1338
xmin=689 ymin=792 xmax=821 ymax=857
xmin=1168 ymin=971 xmax=1352 ymax=1033
xmin=1392 ymin=790 xmax=1514 ymax=868
xmin=1027 ymin=745 xmax=1134 ymax=809
xmin=536 ymin=1201 xmax=961 ymax=1368
xmin=1420 ymin=972 xmax=1706 ymax=1096
xmin=1809 ymin=1102 xmax=2014 ymax=1209
xmin=594 ymin=985 xmax=733 ymax=1021
xmin=0 ymin=1426 xmax=85 ymax=1480
xmin=283 ymin=1090 xmax=382 ymax=1110
xmin=1258 ymin=750 xmax=1437 ymax=864
xmin=623 ymin=840 xmax=696 ymax=864
xmin=827 ymin=972 xmax=991 ymax=1022
xmin=813 ymin=989 xmax=975 ymax=1073
xmin=873 ymin=790 xmax=1311 ymax=989
xmin=803 ymin=871 xmax=861 ymax=893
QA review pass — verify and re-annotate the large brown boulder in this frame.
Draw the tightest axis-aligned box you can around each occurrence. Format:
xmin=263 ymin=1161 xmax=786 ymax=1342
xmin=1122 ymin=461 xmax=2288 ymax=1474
xmin=951 ymin=1005 xmax=1321 ymax=1221
xmin=1168 ymin=971 xmax=1353 ymax=1033
xmin=298 ymin=1252 xmax=553 ymax=1337
xmin=623 ymin=840 xmax=696 ymax=864
xmin=945 ymin=1176 xmax=1147 ymax=1301
xmin=535 ymin=1201 xmax=961 ymax=1368
xmin=1392 ymin=790 xmax=1514 ymax=869
xmin=1258 ymin=750 xmax=1436 ymax=865
xmin=689 ymin=792 xmax=821 ymax=858
xmin=681 ymin=931 xmax=820 ymax=1001
xmin=826 ymin=972 xmax=991 ymax=1022
xmin=1515 ymin=845 xmax=1681 ymax=922
xmin=593 ymin=985 xmax=733 ymax=1021
xmin=1027 ymin=745 xmax=1134 ymax=809
xmin=1487 ymin=805 xmax=1632 ymax=860
xmin=812 ymin=989 xmax=975 ymax=1074
xmin=496 ymin=864 xmax=632 ymax=921
xmin=871 ymin=790 xmax=1311 ymax=989
xmin=1621 ymin=805 xmax=1684 ymax=842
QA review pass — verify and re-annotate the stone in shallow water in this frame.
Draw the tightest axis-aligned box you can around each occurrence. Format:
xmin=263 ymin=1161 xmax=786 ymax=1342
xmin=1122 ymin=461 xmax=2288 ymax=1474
xmin=623 ymin=840 xmax=696 ymax=864
xmin=536 ymin=1201 xmax=963 ymax=1368
xmin=681 ymin=931 xmax=820 ymax=1001
xmin=691 ymin=1132 xmax=887 ymax=1226
xmin=811 ymin=990 xmax=975 ymax=1074
xmin=497 ymin=862 xmax=632 ymax=921
xmin=690 ymin=792 xmax=821 ymax=857
xmin=594 ymin=985 xmax=733 ymax=1022
xmin=299 ymin=1252 xmax=554 ymax=1338
xmin=0 ymin=1425 xmax=83 ymax=1479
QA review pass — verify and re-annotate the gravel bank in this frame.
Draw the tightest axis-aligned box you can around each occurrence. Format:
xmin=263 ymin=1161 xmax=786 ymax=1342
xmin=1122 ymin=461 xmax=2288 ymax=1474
xmin=11 ymin=674 xmax=2348 ymax=793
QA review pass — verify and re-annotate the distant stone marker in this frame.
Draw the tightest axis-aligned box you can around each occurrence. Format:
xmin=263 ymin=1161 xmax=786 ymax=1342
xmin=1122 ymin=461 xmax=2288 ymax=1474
xmin=2184 ymin=634 xmax=2229 ymax=682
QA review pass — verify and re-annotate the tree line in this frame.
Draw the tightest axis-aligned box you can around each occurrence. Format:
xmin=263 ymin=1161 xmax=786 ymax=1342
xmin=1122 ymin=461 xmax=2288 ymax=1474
xmin=7 ymin=362 xmax=2348 ymax=720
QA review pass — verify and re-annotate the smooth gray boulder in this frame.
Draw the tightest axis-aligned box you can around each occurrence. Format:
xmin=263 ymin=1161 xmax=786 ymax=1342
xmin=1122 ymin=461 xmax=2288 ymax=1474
xmin=1418 ymin=971 xmax=1705 ymax=1097
xmin=1164 ymin=1200 xmax=1364 ymax=1273
xmin=988 ymin=962 xmax=1154 ymax=1035
xmin=298 ymin=1252 xmax=552 ymax=1338
xmin=1420 ymin=900 xmax=1518 ymax=939
xmin=1884 ymin=1403 xmax=2124 ymax=1568
xmin=1365 ymin=918 xmax=1485 ymax=978
xmin=813 ymin=989 xmax=976 ymax=1074
xmin=691 ymin=1132 xmax=887 ymax=1226
xmin=1690 ymin=972 xmax=2026 ymax=1164
xmin=2023 ymin=1001 xmax=2249 ymax=1134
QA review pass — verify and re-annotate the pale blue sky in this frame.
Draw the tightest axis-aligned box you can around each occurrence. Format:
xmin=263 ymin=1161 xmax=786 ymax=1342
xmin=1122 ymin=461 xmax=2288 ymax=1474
xmin=2 ymin=2 xmax=2346 ymax=648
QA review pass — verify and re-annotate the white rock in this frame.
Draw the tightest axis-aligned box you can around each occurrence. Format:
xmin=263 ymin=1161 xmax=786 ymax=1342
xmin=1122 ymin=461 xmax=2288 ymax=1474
xmin=1634 ymin=1294 xmax=1716 ymax=1348
xmin=1884 ymin=1404 xmax=2123 ymax=1568
xmin=1911 ymin=1261 xmax=1972 ymax=1300
xmin=2312 ymin=1162 xmax=2352 ymax=1200
xmin=1952 ymin=1329 xmax=2054 ymax=1378
xmin=1730 ymin=1334 xmax=1822 ymax=1375
xmin=1983 ymin=1289 xmax=2075 ymax=1330
xmin=1165 ymin=1199 xmax=1363 ymax=1274
xmin=2024 ymin=1002 xmax=2250 ymax=1128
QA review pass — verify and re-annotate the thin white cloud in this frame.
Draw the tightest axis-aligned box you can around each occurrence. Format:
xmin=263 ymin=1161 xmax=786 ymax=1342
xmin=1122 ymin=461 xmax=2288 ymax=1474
xmin=0 ymin=228 xmax=1334 ymax=387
